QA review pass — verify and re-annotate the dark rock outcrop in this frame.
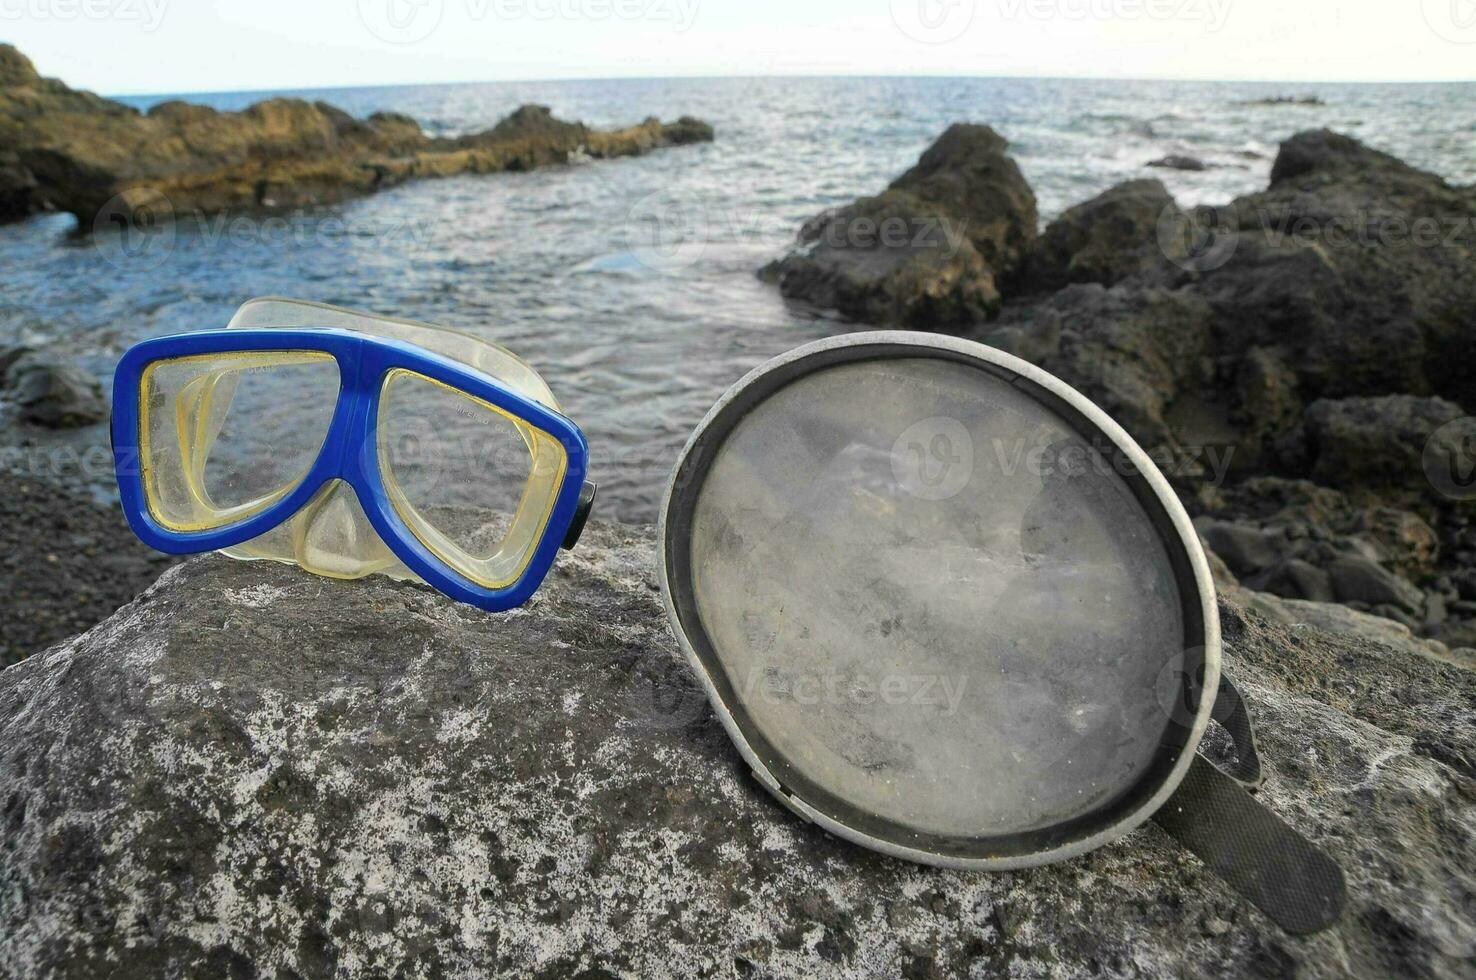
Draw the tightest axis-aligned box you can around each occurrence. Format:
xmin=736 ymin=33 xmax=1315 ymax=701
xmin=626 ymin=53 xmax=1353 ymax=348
xmin=888 ymin=124 xmax=1040 ymax=277
xmin=762 ymin=125 xmax=1476 ymax=642
xmin=1238 ymin=96 xmax=1326 ymax=108
xmin=1289 ymin=395 xmax=1467 ymax=494
xmin=761 ymin=124 xmax=1036 ymax=327
xmin=1176 ymin=129 xmax=1476 ymax=415
xmin=0 ymin=44 xmax=714 ymax=226
xmin=759 ymin=192 xmax=999 ymax=327
xmin=1020 ymin=178 xmax=1178 ymax=294
xmin=1 ymin=523 xmax=1472 ymax=977
xmin=982 ymin=283 xmax=1211 ymax=449
xmin=1147 ymin=155 xmax=1207 ymax=172
xmin=768 ymin=125 xmax=1476 ymax=458
xmin=1267 ymin=128 xmax=1407 ymax=184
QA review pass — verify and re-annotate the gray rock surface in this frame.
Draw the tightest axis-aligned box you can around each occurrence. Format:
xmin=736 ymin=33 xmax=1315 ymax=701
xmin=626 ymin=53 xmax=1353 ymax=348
xmin=2 ymin=521 xmax=1473 ymax=978
xmin=760 ymin=191 xmax=1001 ymax=328
xmin=0 ymin=346 xmax=107 ymax=427
xmin=1235 ymin=587 xmax=1468 ymax=668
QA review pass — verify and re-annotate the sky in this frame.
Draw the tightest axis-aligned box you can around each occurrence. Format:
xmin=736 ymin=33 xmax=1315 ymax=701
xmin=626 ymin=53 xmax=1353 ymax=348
xmin=1 ymin=0 xmax=1473 ymax=95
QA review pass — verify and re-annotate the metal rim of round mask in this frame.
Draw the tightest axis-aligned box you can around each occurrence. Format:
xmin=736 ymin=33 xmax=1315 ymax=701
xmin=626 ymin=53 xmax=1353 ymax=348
xmin=658 ymin=331 xmax=1220 ymax=870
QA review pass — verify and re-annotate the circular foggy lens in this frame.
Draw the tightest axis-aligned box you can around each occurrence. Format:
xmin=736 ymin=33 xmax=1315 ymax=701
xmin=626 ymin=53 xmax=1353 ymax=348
xmin=660 ymin=332 xmax=1219 ymax=868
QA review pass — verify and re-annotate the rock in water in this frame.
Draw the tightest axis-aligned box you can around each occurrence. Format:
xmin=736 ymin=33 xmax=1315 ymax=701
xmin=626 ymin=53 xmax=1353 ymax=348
xmin=764 ymin=126 xmax=1476 ymax=469
xmin=761 ymin=124 xmax=1036 ymax=328
xmin=0 ymin=44 xmax=714 ymax=225
xmin=760 ymin=192 xmax=1001 ymax=327
xmin=888 ymin=124 xmax=1039 ymax=276
xmin=1 ymin=522 xmax=1472 ymax=977
xmin=1146 ymin=155 xmax=1208 ymax=171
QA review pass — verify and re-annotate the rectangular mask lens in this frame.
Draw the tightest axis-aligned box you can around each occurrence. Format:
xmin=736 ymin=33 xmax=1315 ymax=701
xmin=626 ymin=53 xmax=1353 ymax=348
xmin=377 ymin=369 xmax=567 ymax=590
xmin=139 ymin=350 xmax=341 ymax=532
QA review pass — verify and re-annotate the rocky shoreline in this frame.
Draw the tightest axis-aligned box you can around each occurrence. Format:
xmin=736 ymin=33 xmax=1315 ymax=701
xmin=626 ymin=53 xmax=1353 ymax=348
xmin=0 ymin=54 xmax=1472 ymax=978
xmin=763 ymin=123 xmax=1476 ymax=661
xmin=0 ymin=44 xmax=713 ymax=227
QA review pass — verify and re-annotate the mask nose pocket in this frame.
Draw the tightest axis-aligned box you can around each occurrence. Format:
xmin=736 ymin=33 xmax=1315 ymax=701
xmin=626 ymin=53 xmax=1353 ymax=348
xmin=294 ymin=479 xmax=400 ymax=580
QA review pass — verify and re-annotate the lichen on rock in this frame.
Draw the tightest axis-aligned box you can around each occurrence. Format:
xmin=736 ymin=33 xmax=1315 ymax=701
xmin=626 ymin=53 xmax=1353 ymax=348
xmin=1 ymin=521 xmax=1472 ymax=977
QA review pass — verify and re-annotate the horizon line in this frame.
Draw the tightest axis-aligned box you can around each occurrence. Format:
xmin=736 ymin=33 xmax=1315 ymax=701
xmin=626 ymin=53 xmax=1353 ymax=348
xmin=103 ymin=69 xmax=1476 ymax=101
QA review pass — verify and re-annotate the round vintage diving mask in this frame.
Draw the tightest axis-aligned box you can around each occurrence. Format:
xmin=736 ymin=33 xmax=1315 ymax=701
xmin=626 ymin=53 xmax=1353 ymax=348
xmin=659 ymin=332 xmax=1343 ymax=935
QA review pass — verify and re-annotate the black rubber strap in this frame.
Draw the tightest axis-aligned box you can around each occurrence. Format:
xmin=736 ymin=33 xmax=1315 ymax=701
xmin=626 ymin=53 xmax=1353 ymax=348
xmin=1152 ymin=678 xmax=1345 ymax=935
xmin=560 ymin=482 xmax=597 ymax=551
xmin=1209 ymin=676 xmax=1264 ymax=791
